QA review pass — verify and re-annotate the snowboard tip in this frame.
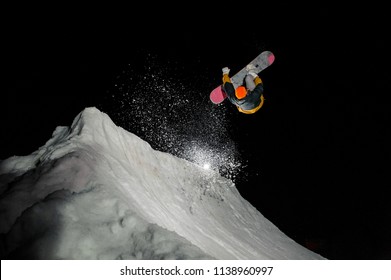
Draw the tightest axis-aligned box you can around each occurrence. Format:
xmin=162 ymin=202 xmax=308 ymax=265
xmin=268 ymin=53 xmax=275 ymax=65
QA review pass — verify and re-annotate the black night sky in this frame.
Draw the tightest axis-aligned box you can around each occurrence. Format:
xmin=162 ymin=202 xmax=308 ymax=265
xmin=2 ymin=6 xmax=391 ymax=259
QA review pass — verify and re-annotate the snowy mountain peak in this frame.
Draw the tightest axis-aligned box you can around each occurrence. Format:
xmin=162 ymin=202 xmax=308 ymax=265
xmin=0 ymin=107 xmax=324 ymax=260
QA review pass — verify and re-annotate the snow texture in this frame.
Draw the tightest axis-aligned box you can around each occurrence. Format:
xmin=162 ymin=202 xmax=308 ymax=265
xmin=0 ymin=107 xmax=325 ymax=260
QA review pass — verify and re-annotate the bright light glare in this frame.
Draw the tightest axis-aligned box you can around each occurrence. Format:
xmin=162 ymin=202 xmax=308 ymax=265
xmin=203 ymin=163 xmax=211 ymax=170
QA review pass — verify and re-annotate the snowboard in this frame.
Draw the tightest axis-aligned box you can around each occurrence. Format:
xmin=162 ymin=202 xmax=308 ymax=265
xmin=210 ymin=50 xmax=275 ymax=104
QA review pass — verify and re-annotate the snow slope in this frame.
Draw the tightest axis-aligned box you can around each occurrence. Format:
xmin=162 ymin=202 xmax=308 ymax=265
xmin=0 ymin=107 xmax=324 ymax=260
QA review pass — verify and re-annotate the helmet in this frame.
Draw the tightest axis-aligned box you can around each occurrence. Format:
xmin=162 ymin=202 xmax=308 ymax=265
xmin=235 ymin=86 xmax=247 ymax=99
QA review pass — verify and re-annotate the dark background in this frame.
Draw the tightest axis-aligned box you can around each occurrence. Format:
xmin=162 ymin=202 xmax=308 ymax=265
xmin=2 ymin=6 xmax=390 ymax=259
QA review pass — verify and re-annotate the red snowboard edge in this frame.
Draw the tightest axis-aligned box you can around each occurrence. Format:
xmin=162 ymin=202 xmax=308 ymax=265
xmin=210 ymin=85 xmax=227 ymax=104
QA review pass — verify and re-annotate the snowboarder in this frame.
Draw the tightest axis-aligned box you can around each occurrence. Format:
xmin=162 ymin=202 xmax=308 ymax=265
xmin=222 ymin=64 xmax=265 ymax=114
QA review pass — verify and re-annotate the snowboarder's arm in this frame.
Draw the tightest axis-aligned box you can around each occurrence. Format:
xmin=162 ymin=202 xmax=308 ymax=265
xmin=248 ymin=71 xmax=263 ymax=86
xmin=254 ymin=76 xmax=262 ymax=86
xmin=221 ymin=67 xmax=237 ymax=101
xmin=251 ymin=79 xmax=264 ymax=96
xmin=222 ymin=73 xmax=231 ymax=84
xmin=249 ymin=73 xmax=264 ymax=96
xmin=222 ymin=74 xmax=236 ymax=100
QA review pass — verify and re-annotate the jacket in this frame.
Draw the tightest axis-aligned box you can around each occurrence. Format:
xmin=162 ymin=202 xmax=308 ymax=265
xmin=222 ymin=74 xmax=265 ymax=114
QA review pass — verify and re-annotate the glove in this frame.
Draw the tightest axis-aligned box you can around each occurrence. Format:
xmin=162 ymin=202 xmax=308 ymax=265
xmin=248 ymin=71 xmax=258 ymax=79
xmin=246 ymin=64 xmax=256 ymax=72
xmin=222 ymin=67 xmax=230 ymax=75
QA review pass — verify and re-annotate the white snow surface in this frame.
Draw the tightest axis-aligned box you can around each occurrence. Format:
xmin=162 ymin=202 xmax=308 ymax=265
xmin=0 ymin=107 xmax=325 ymax=260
